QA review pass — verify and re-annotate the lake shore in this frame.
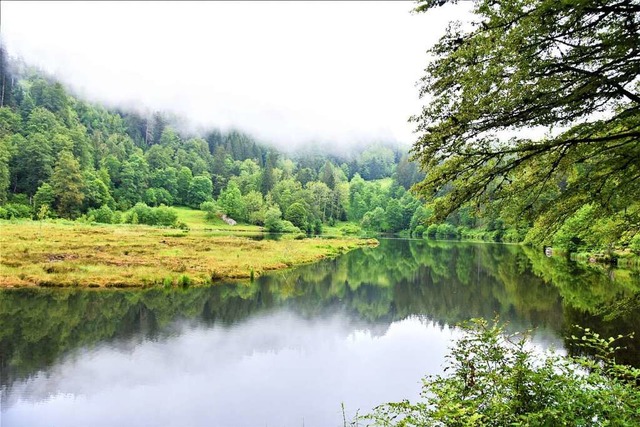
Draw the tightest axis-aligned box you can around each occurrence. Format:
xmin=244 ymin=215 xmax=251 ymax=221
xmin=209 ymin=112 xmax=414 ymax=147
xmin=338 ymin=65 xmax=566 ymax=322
xmin=0 ymin=220 xmax=378 ymax=288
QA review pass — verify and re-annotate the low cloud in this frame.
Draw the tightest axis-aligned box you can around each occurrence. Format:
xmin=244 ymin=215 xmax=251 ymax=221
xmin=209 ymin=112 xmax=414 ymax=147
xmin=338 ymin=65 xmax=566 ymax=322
xmin=1 ymin=1 xmax=470 ymax=152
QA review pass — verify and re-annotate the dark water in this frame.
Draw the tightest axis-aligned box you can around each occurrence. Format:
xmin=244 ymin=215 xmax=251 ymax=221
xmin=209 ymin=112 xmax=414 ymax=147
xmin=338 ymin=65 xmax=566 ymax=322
xmin=1 ymin=239 xmax=639 ymax=426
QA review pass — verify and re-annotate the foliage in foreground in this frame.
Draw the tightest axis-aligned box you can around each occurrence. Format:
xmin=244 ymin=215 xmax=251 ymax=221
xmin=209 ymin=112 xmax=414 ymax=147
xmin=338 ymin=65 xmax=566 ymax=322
xmin=367 ymin=319 xmax=640 ymax=426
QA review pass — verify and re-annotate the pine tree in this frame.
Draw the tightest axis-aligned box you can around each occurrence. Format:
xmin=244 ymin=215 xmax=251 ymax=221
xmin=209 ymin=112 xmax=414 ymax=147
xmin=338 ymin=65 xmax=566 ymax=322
xmin=260 ymin=151 xmax=276 ymax=196
xmin=0 ymin=43 xmax=16 ymax=108
xmin=320 ymin=161 xmax=336 ymax=190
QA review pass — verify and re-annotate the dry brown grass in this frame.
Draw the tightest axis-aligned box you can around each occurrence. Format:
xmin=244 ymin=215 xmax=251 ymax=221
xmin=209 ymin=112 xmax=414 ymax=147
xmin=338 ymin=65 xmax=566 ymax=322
xmin=0 ymin=221 xmax=377 ymax=288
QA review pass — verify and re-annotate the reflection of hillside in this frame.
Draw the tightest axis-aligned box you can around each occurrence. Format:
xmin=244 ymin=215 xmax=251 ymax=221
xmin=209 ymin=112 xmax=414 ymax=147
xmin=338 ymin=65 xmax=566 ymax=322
xmin=522 ymin=246 xmax=640 ymax=312
xmin=2 ymin=239 xmax=638 ymax=393
xmin=397 ymin=241 xmax=564 ymax=330
xmin=521 ymin=246 xmax=640 ymax=364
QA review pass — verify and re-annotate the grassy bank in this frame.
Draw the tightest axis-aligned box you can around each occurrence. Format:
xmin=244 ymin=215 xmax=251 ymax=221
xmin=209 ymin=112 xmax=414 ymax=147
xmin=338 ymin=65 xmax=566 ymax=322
xmin=0 ymin=219 xmax=377 ymax=288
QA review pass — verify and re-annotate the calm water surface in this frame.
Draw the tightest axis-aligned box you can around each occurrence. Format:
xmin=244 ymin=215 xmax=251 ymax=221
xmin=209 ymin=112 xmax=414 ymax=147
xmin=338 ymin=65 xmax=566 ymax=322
xmin=1 ymin=239 xmax=638 ymax=426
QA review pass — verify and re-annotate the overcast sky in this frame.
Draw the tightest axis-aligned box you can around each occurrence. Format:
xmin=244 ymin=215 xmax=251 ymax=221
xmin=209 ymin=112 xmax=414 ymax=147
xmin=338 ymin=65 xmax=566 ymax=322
xmin=1 ymin=1 xmax=470 ymax=151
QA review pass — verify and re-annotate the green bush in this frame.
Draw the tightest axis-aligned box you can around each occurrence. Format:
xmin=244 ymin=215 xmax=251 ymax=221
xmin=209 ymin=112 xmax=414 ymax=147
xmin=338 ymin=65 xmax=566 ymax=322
xmin=88 ymin=205 xmax=115 ymax=224
xmin=413 ymin=225 xmax=425 ymax=238
xmin=178 ymin=275 xmax=191 ymax=288
xmin=360 ymin=207 xmax=385 ymax=232
xmin=425 ymin=223 xmax=438 ymax=238
xmin=281 ymin=220 xmax=301 ymax=234
xmin=436 ymin=222 xmax=458 ymax=239
xmin=154 ymin=205 xmax=178 ymax=227
xmin=33 ymin=183 xmax=55 ymax=212
xmin=200 ymin=201 xmax=219 ymax=220
xmin=124 ymin=203 xmax=177 ymax=227
xmin=126 ymin=203 xmax=152 ymax=224
xmin=367 ymin=319 xmax=640 ymax=426
xmin=264 ymin=206 xmax=284 ymax=232
xmin=9 ymin=193 xmax=30 ymax=206
xmin=144 ymin=187 xmax=174 ymax=207
xmin=553 ymin=204 xmax=594 ymax=253
xmin=1 ymin=203 xmax=32 ymax=219
xmin=341 ymin=223 xmax=361 ymax=236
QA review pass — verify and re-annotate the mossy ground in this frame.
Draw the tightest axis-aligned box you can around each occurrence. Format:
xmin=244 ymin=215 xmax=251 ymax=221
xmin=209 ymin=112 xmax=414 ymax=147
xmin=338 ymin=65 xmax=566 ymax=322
xmin=0 ymin=210 xmax=376 ymax=288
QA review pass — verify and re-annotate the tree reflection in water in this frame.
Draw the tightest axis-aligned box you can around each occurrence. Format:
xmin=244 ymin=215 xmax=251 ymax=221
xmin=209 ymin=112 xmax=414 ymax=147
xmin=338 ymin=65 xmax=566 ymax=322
xmin=1 ymin=239 xmax=638 ymax=392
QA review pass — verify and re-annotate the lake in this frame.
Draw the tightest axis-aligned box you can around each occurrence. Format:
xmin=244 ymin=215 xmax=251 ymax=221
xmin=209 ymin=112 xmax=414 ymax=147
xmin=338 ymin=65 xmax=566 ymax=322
xmin=1 ymin=239 xmax=638 ymax=426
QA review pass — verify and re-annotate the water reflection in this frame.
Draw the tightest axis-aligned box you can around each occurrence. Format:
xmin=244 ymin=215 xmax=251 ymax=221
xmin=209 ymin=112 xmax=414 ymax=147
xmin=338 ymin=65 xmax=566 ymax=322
xmin=3 ymin=314 xmax=458 ymax=427
xmin=1 ymin=239 xmax=638 ymax=426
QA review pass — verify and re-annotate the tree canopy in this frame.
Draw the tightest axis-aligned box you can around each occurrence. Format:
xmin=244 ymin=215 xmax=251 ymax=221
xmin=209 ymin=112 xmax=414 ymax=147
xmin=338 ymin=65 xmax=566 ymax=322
xmin=411 ymin=0 xmax=640 ymax=241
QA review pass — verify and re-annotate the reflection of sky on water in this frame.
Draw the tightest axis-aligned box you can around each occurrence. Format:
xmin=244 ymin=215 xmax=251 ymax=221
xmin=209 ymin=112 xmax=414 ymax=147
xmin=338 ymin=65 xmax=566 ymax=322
xmin=4 ymin=312 xmax=463 ymax=427
xmin=3 ymin=238 xmax=607 ymax=426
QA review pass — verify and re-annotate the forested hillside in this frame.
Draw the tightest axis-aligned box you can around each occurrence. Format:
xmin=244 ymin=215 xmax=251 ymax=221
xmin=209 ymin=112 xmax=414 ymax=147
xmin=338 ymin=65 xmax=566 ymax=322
xmin=0 ymin=51 xmax=426 ymax=234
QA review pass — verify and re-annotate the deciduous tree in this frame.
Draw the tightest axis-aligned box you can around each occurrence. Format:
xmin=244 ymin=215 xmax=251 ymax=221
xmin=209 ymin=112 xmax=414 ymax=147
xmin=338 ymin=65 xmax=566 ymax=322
xmin=412 ymin=0 xmax=640 ymax=240
xmin=51 ymin=150 xmax=84 ymax=218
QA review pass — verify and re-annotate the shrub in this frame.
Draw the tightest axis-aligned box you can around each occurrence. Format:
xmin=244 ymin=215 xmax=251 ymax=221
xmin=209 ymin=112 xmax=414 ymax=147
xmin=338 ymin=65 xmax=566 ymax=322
xmin=425 ymin=223 xmax=438 ymax=238
xmin=9 ymin=193 xmax=30 ymax=205
xmin=126 ymin=203 xmax=152 ymax=224
xmin=124 ymin=203 xmax=177 ymax=227
xmin=178 ymin=275 xmax=191 ymax=288
xmin=2 ymin=203 xmax=32 ymax=219
xmin=264 ymin=206 xmax=284 ymax=232
xmin=88 ymin=205 xmax=115 ymax=224
xmin=436 ymin=222 xmax=458 ymax=239
xmin=281 ymin=220 xmax=301 ymax=234
xmin=248 ymin=208 xmax=266 ymax=225
xmin=341 ymin=223 xmax=361 ymax=236
xmin=200 ymin=201 xmax=220 ymax=220
xmin=553 ymin=204 xmax=594 ymax=253
xmin=154 ymin=205 xmax=178 ymax=227
xmin=145 ymin=187 xmax=174 ymax=207
xmin=36 ymin=204 xmax=52 ymax=221
xmin=33 ymin=183 xmax=55 ymax=212
xmin=361 ymin=207 xmax=385 ymax=232
xmin=368 ymin=319 xmax=640 ymax=426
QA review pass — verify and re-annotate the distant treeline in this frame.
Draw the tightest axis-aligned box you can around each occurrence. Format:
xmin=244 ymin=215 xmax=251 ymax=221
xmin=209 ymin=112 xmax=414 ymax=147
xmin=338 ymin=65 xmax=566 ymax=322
xmin=0 ymin=50 xmax=427 ymax=235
